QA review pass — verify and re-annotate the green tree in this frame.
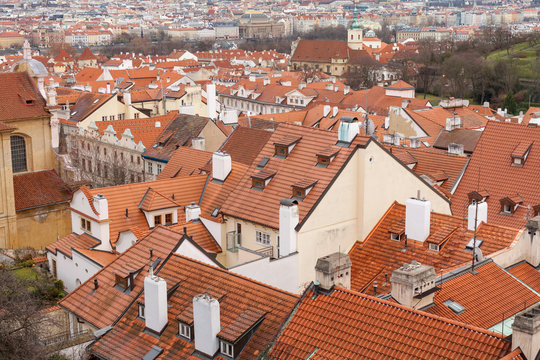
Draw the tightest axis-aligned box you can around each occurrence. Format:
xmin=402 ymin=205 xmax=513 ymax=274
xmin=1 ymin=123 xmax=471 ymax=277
xmin=502 ymin=91 xmax=518 ymax=115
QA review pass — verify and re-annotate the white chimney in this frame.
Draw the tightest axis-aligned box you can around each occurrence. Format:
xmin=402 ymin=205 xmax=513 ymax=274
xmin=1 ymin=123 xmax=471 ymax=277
xmin=512 ymin=305 xmax=540 ymax=360
xmin=298 ymin=81 xmax=306 ymax=90
xmin=193 ymin=294 xmax=220 ymax=357
xmin=263 ymin=77 xmax=270 ymax=85
xmin=384 ymin=116 xmax=389 ymax=129
xmin=325 ymin=84 xmax=333 ymax=91
xmin=483 ymin=101 xmax=489 ymax=108
xmin=344 ymin=85 xmax=350 ymax=95
xmin=468 ymin=201 xmax=487 ymax=231
xmin=279 ymin=199 xmax=299 ymax=258
xmin=332 ymin=106 xmax=338 ymax=118
xmin=124 ymin=91 xmax=131 ymax=106
xmin=323 ymin=105 xmax=331 ymax=117
xmin=212 ymin=152 xmax=231 ymax=181
xmin=92 ymin=194 xmax=108 ymax=220
xmin=405 ymin=197 xmax=431 ymax=242
xmin=206 ymin=83 xmax=217 ymax=120
xmin=192 ymin=137 xmax=205 ymax=151
xmin=249 ymin=75 xmax=255 ymax=82
xmin=402 ymin=99 xmax=409 ymax=109
xmin=144 ymin=274 xmax=168 ymax=334
xmin=186 ymin=203 xmax=201 ymax=222
xmin=338 ymin=119 xmax=359 ymax=143
xmin=106 ymin=83 xmax=111 ymax=94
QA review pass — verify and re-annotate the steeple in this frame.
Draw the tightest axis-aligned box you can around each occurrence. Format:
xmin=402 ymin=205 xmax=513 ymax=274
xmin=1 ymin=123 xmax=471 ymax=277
xmin=347 ymin=5 xmax=363 ymax=50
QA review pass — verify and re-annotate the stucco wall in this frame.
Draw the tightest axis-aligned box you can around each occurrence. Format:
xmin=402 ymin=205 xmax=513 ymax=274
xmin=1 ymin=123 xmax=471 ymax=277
xmin=199 ymin=121 xmax=227 ymax=153
xmin=15 ymin=203 xmax=72 ymax=249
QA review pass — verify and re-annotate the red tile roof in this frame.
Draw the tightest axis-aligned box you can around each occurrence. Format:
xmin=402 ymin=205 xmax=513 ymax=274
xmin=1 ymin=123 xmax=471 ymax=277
xmin=508 ymin=262 xmax=540 ymax=293
xmin=218 ymin=127 xmax=272 ymax=166
xmin=425 ymin=261 xmax=540 ymax=329
xmin=452 ymin=121 xmax=540 ymax=228
xmin=157 ymin=146 xmax=212 ymax=180
xmin=292 ymin=40 xmax=350 ymax=63
xmin=221 ymin=123 xmax=370 ymax=229
xmin=13 ymin=170 xmax=72 ymax=210
xmin=0 ymin=72 xmax=48 ymax=121
xmin=59 ymin=226 xmax=219 ymax=329
xmin=269 ymin=285 xmax=513 ymax=359
xmin=46 ymin=233 xmax=100 ymax=259
xmin=90 ymin=253 xmax=299 ymax=360
xmin=348 ymin=202 xmax=520 ymax=294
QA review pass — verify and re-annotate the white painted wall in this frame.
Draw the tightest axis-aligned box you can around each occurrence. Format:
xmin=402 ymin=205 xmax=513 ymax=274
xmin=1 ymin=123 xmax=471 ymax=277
xmin=175 ymin=240 xmax=218 ymax=266
xmin=116 ymin=230 xmax=138 ymax=253
xmin=200 ymin=217 xmax=223 ymax=248
xmin=47 ymin=249 xmax=102 ymax=292
xmin=230 ymin=253 xmax=299 ymax=293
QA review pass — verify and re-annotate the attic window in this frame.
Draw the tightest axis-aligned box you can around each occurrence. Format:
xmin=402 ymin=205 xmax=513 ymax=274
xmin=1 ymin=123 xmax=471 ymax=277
xmin=273 ymin=136 xmax=301 ymax=158
xmin=390 ymin=232 xmax=402 ymax=241
xmin=468 ymin=190 xmax=489 ymax=204
xmin=178 ymin=322 xmax=192 ymax=340
xmin=443 ymin=300 xmax=465 ymax=314
xmin=500 ymin=196 xmax=521 ymax=215
xmin=428 ymin=243 xmax=440 ymax=251
xmin=211 ymin=208 xmax=220 ymax=217
xmin=291 ymin=179 xmax=317 ymax=201
xmin=115 ymin=274 xmax=129 ymax=291
xmin=511 ymin=141 xmax=532 ymax=167
xmin=25 ymin=99 xmax=34 ymax=105
xmin=251 ymin=170 xmax=276 ymax=191
xmin=220 ymin=341 xmax=234 ymax=358
xmin=138 ymin=303 xmax=145 ymax=319
xmin=275 ymin=145 xmax=288 ymax=157
xmin=316 ymin=147 xmax=340 ymax=168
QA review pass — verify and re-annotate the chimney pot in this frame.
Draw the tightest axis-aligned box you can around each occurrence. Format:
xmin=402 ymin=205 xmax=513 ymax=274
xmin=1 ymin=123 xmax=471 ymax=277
xmin=512 ymin=305 xmax=540 ymax=360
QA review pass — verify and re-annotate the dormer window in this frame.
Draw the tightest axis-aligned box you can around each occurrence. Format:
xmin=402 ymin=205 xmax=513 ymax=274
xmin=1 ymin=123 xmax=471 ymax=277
xmin=388 ymin=220 xmax=405 ymax=241
xmin=154 ymin=215 xmax=162 ymax=225
xmin=468 ymin=190 xmax=489 ymax=204
xmin=178 ymin=322 xmax=192 ymax=340
xmin=500 ymin=196 xmax=522 ymax=215
xmin=115 ymin=274 xmax=129 ymax=291
xmin=220 ymin=341 xmax=234 ymax=357
xmin=511 ymin=141 xmax=532 ymax=167
xmin=273 ymin=135 xmax=301 ymax=159
xmin=138 ymin=303 xmax=145 ymax=319
xmin=316 ymin=147 xmax=340 ymax=168
xmin=390 ymin=232 xmax=402 ymax=241
xmin=291 ymin=179 xmax=317 ymax=201
xmin=251 ymin=170 xmax=276 ymax=191
xmin=428 ymin=243 xmax=440 ymax=251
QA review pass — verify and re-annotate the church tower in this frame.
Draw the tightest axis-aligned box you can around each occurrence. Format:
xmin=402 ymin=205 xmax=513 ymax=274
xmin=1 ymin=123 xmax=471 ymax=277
xmin=347 ymin=7 xmax=363 ymax=50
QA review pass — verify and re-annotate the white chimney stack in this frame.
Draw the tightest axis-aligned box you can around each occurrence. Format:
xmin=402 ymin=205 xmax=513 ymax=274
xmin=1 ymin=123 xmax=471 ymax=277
xmin=144 ymin=274 xmax=168 ymax=334
xmin=206 ymin=83 xmax=217 ymax=120
xmin=124 ymin=91 xmax=131 ymax=106
xmin=193 ymin=294 xmax=220 ymax=357
xmin=323 ymin=105 xmax=331 ymax=117
xmin=279 ymin=199 xmax=299 ymax=258
xmin=338 ymin=119 xmax=359 ymax=143
xmin=391 ymin=261 xmax=436 ymax=309
xmin=332 ymin=106 xmax=339 ymax=118
xmin=106 ymin=83 xmax=111 ymax=94
xmin=192 ymin=137 xmax=205 ymax=151
xmin=92 ymin=194 xmax=109 ymax=220
xmin=186 ymin=203 xmax=201 ymax=222
xmin=405 ymin=196 xmax=431 ymax=242
xmin=344 ymin=85 xmax=350 ymax=95
xmin=468 ymin=201 xmax=487 ymax=231
xmin=212 ymin=152 xmax=231 ymax=182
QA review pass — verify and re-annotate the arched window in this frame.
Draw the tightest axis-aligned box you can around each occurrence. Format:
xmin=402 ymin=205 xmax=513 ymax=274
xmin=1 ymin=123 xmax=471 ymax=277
xmin=10 ymin=135 xmax=27 ymax=173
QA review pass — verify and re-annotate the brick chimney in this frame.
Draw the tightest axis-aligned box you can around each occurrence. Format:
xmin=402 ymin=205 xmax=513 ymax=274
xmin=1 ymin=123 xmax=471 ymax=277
xmin=315 ymin=252 xmax=352 ymax=291
xmin=512 ymin=305 xmax=540 ymax=360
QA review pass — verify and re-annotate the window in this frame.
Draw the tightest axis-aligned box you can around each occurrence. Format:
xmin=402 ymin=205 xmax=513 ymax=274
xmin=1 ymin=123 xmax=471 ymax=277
xmin=87 ymin=143 xmax=90 ymax=150
xmin=102 ymin=116 xmax=107 ymax=121
xmin=390 ymin=232 xmax=401 ymax=241
xmin=274 ymin=145 xmax=288 ymax=157
xmin=120 ymin=152 xmax=124 ymax=161
xmin=429 ymin=243 xmax=440 ymax=251
xmin=178 ymin=323 xmax=191 ymax=339
xmin=256 ymin=230 xmax=270 ymax=246
xmin=220 ymin=341 xmax=234 ymax=357
xmin=109 ymin=115 xmax=115 ymax=121
xmin=147 ymin=162 xmax=153 ymax=173
xmin=134 ymin=113 xmax=140 ymax=119
xmin=157 ymin=164 xmax=162 ymax=174
xmin=138 ymin=304 xmax=145 ymax=319
xmin=154 ymin=215 xmax=162 ymax=226
xmin=165 ymin=213 xmax=172 ymax=225
xmin=131 ymin=155 xmax=134 ymax=163
xmin=137 ymin=157 xmax=141 ymax=165
xmin=252 ymin=178 xmax=265 ymax=190
xmin=317 ymin=155 xmax=331 ymax=167
xmin=104 ymin=148 xmax=107 ymax=156
xmin=115 ymin=274 xmax=129 ymax=290
xmin=503 ymin=204 xmax=512 ymax=213
xmin=81 ymin=218 xmax=91 ymax=233
xmin=10 ymin=135 xmax=27 ymax=173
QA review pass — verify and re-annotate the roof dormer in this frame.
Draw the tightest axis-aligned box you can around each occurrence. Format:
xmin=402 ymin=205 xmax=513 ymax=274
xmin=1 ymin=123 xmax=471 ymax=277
xmin=291 ymin=179 xmax=317 ymax=201
xmin=467 ymin=190 xmax=489 ymax=204
xmin=251 ymin=169 xmax=276 ymax=191
xmin=138 ymin=188 xmax=179 ymax=227
xmin=273 ymin=135 xmax=301 ymax=159
xmin=511 ymin=141 xmax=532 ymax=167
xmin=316 ymin=147 xmax=340 ymax=168
xmin=500 ymin=195 xmax=523 ymax=215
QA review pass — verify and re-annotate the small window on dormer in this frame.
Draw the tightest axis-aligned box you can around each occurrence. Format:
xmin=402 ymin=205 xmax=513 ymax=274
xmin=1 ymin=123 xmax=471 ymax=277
xmin=275 ymin=145 xmax=288 ymax=157
xmin=251 ymin=170 xmax=276 ymax=191
xmin=154 ymin=215 xmax=162 ymax=226
xmin=138 ymin=303 xmax=145 ymax=319
xmin=390 ymin=232 xmax=401 ymax=241
xmin=317 ymin=155 xmax=331 ymax=167
xmin=115 ymin=274 xmax=128 ymax=291
xmin=178 ymin=322 xmax=192 ymax=340
xmin=273 ymin=135 xmax=301 ymax=159
xmin=165 ymin=213 xmax=172 ymax=225
xmin=252 ymin=178 xmax=265 ymax=190
xmin=503 ymin=204 xmax=512 ymax=213
xmin=429 ymin=243 xmax=440 ymax=251
xmin=220 ymin=341 xmax=234 ymax=358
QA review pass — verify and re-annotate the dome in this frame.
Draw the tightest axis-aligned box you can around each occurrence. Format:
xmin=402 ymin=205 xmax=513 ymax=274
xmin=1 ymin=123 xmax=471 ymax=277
xmin=11 ymin=59 xmax=48 ymax=77
xmin=365 ymin=29 xmax=376 ymax=37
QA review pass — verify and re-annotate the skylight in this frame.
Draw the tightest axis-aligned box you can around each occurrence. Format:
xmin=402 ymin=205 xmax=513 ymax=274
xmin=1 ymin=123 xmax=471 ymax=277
xmin=443 ymin=300 xmax=465 ymax=314
xmin=465 ymin=238 xmax=483 ymax=250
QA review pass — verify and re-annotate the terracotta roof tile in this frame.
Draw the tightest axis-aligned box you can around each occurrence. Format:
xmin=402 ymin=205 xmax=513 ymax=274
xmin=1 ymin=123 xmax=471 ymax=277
xmin=432 ymin=128 xmax=482 ymax=153
xmin=74 ymin=248 xmax=117 ymax=267
xmin=269 ymin=285 xmax=512 ymax=359
xmin=90 ymin=253 xmax=298 ymax=359
xmin=59 ymin=226 xmax=219 ymax=329
xmin=452 ymin=121 xmax=540 ymax=229
xmin=138 ymin=187 xmax=180 ymax=211
xmin=508 ymin=262 xmax=540 ymax=293
xmin=0 ymin=72 xmax=48 ymax=121
xmin=46 ymin=233 xmax=100 ymax=258
xmin=13 ymin=170 xmax=72 ymax=210
xmin=425 ymin=261 xmax=540 ymax=329
xmin=221 ymin=124 xmax=370 ymax=229
xmin=219 ymin=127 xmax=272 ymax=166
xmin=157 ymin=146 xmax=212 ymax=180
xmin=348 ymin=202 xmax=520 ymax=294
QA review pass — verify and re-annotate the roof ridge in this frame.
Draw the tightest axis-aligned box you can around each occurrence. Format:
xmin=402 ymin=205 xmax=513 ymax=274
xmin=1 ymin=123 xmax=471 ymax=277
xmin=88 ymin=173 xmax=208 ymax=194
xmin=332 ymin=286 xmax=507 ymax=340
